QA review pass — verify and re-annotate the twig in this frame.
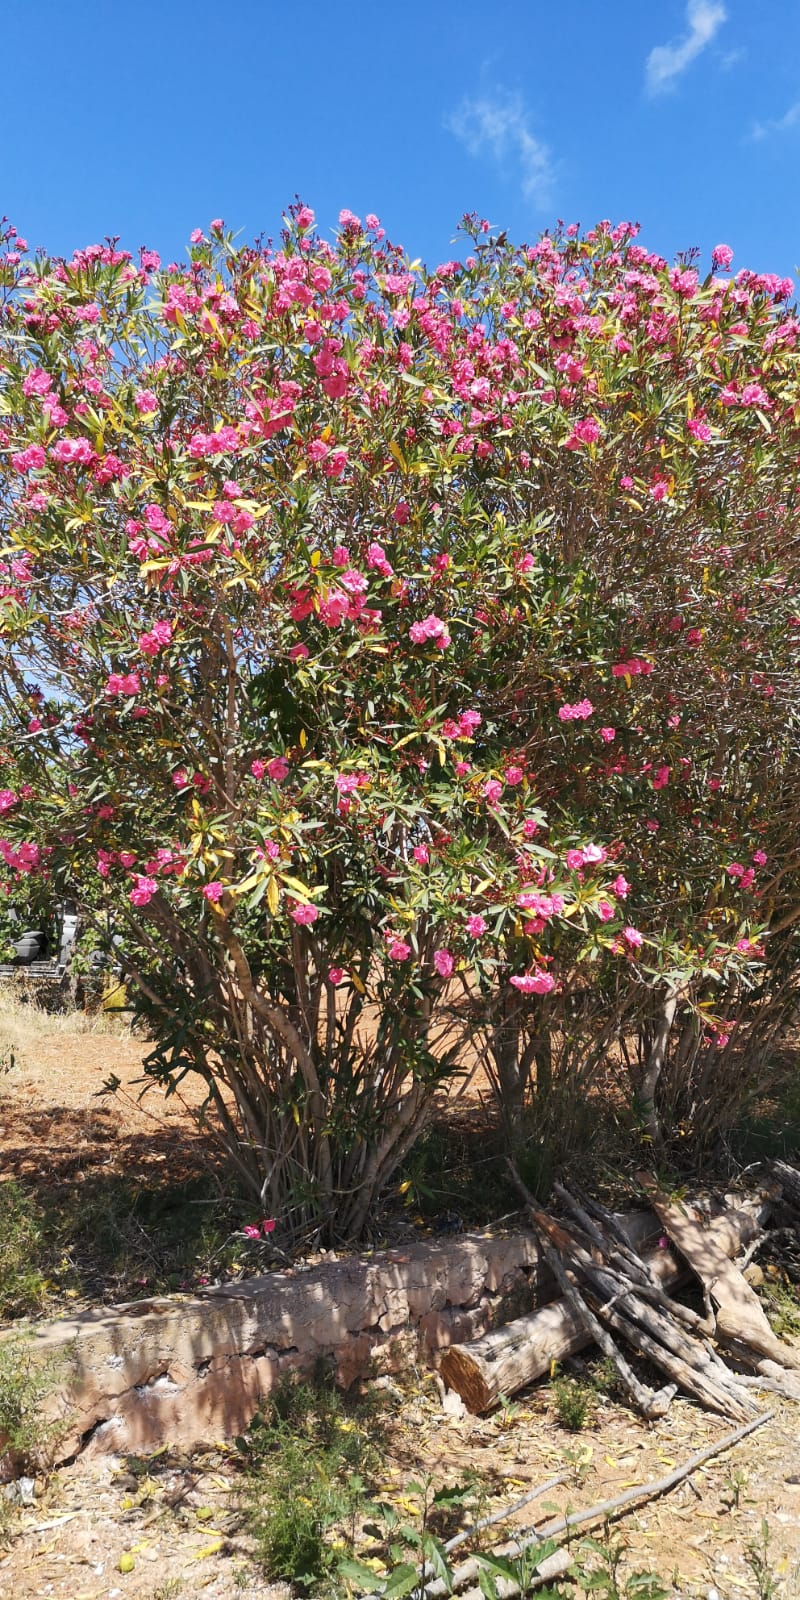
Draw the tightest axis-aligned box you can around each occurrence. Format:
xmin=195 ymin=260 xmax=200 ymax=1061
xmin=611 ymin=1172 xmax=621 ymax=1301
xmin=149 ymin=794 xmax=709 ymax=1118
xmin=443 ymin=1474 xmax=566 ymax=1554
xmin=538 ymin=1238 xmax=676 ymax=1420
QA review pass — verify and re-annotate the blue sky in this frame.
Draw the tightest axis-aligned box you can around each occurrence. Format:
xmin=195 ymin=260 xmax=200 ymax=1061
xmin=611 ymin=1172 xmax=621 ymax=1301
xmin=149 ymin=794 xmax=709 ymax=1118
xmin=3 ymin=0 xmax=800 ymax=280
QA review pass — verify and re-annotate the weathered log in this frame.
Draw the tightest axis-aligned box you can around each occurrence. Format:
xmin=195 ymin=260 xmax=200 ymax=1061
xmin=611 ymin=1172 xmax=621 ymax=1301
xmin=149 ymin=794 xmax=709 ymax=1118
xmin=638 ymin=1175 xmax=800 ymax=1373
xmin=440 ymin=1205 xmax=759 ymax=1412
xmin=531 ymin=1208 xmax=754 ymax=1421
xmin=773 ymin=1159 xmax=800 ymax=1212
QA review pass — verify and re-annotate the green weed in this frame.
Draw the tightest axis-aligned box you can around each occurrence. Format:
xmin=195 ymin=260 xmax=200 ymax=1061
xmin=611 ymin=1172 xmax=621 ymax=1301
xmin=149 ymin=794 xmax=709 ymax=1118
xmin=0 ymin=1180 xmax=48 ymax=1319
xmin=239 ymin=1372 xmax=387 ymax=1593
xmin=760 ymin=1277 xmax=800 ymax=1342
xmin=552 ymin=1374 xmax=595 ymax=1432
xmin=0 ymin=1335 xmax=65 ymax=1474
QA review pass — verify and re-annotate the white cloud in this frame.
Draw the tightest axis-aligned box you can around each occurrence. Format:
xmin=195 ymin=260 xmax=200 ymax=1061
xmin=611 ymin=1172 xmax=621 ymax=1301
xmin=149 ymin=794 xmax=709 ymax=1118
xmin=645 ymin=0 xmax=727 ymax=95
xmin=751 ymin=99 xmax=800 ymax=141
xmin=445 ymin=88 xmax=554 ymax=207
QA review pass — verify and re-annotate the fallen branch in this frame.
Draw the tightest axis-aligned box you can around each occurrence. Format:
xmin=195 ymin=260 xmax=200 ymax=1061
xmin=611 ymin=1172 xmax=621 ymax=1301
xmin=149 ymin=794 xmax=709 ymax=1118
xmin=424 ymin=1410 xmax=774 ymax=1600
xmin=443 ymin=1473 xmax=566 ymax=1554
xmin=441 ymin=1199 xmax=761 ymax=1413
xmin=638 ymin=1173 xmax=800 ymax=1373
xmin=773 ymin=1160 xmax=800 ymax=1211
xmin=530 ymin=1207 xmax=755 ymax=1422
xmin=537 ymin=1237 xmax=676 ymax=1420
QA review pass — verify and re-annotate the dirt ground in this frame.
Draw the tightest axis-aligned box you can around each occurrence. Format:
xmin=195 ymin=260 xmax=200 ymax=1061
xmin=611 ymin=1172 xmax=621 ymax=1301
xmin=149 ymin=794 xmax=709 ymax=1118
xmin=1 ymin=1373 xmax=799 ymax=1600
xmin=0 ymin=1001 xmax=210 ymax=1192
xmin=1 ymin=1000 xmax=800 ymax=1599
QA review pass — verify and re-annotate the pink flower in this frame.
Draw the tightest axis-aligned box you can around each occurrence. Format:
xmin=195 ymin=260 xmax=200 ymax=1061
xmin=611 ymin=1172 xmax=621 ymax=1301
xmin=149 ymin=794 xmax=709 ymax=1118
xmin=482 ymin=778 xmax=503 ymax=805
xmin=106 ymin=672 xmax=141 ymax=697
xmin=612 ymin=874 xmax=630 ymax=899
xmin=433 ymin=948 xmax=454 ymax=979
xmin=466 ymin=914 xmax=487 ymax=938
xmin=652 ymin=765 xmax=670 ymax=790
xmin=261 ymin=1217 xmax=276 ymax=1234
xmin=327 ymin=966 xmax=344 ymax=985
xmin=408 ymin=612 xmax=451 ymax=649
xmin=726 ymin=862 xmax=744 ymax=878
xmin=597 ymin=900 xmax=615 ymax=922
xmin=267 ymin=756 xmax=289 ymax=782
xmin=600 ymin=727 xmax=616 ymax=743
xmin=387 ymin=937 xmax=411 ymax=962
xmin=565 ymin=849 xmax=584 ymax=870
xmin=135 ymin=389 xmax=158 ymax=414
xmin=0 ymin=790 xmax=18 ymax=813
xmin=335 ymin=772 xmax=364 ymax=796
xmin=251 ymin=759 xmax=266 ymax=779
xmin=753 ymin=849 xmax=767 ymax=866
xmin=687 ymin=418 xmax=712 ymax=443
xmin=243 ymin=1224 xmax=261 ymax=1239
xmin=412 ymin=844 xmax=430 ymax=864
xmin=291 ymin=902 xmax=319 ymax=926
xmin=202 ymin=882 xmax=225 ymax=902
xmin=558 ymin=699 xmax=593 ymax=722
xmin=289 ymin=642 xmax=309 ymax=662
xmin=522 ymin=818 xmax=538 ymax=839
xmin=564 ymin=417 xmax=601 ymax=449
xmin=623 ymin=925 xmax=643 ymax=948
xmin=712 ymin=243 xmax=734 ymax=271
xmin=296 ymin=206 xmax=315 ymax=230
xmin=130 ymin=875 xmax=158 ymax=907
xmin=504 ymin=765 xmax=524 ymax=786
xmin=367 ymin=541 xmax=394 ymax=577
xmin=510 ymin=970 xmax=556 ymax=995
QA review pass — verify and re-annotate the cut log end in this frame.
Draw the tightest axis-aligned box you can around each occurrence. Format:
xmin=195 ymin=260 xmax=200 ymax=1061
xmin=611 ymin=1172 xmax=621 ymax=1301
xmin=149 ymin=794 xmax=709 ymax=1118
xmin=439 ymin=1346 xmax=493 ymax=1414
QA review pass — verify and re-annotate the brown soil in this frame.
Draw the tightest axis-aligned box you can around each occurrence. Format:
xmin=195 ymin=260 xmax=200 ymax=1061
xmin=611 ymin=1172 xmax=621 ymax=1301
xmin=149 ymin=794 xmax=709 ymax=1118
xmin=0 ymin=1005 xmax=210 ymax=1194
xmin=0 ymin=1372 xmax=799 ymax=1599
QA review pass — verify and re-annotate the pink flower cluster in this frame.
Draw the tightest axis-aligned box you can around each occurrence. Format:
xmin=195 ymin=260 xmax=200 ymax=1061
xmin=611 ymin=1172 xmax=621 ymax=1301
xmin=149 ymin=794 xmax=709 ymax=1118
xmin=558 ymin=699 xmax=593 ymax=722
xmin=408 ymin=613 xmax=451 ymax=650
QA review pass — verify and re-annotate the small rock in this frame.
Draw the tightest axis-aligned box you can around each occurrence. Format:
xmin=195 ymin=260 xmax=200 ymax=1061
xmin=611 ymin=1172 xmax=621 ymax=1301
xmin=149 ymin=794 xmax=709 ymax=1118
xmin=442 ymin=1388 xmax=467 ymax=1417
xmin=2 ymin=1477 xmax=35 ymax=1507
xmin=743 ymin=1264 xmax=765 ymax=1288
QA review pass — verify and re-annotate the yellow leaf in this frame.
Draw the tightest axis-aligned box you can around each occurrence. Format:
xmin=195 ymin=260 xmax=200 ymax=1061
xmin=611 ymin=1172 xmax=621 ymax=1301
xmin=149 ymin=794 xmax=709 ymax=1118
xmin=266 ymin=876 xmax=280 ymax=916
xmin=193 ymin=1538 xmax=225 ymax=1559
xmin=389 ymin=440 xmax=407 ymax=471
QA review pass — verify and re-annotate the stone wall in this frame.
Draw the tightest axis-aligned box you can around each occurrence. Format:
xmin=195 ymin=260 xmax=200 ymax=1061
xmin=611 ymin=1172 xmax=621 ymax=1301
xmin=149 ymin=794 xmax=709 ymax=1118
xmin=7 ymin=1228 xmax=544 ymax=1464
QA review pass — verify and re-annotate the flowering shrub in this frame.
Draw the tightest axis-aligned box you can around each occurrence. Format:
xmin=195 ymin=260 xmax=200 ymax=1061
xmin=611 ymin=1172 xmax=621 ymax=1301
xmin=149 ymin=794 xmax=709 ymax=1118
xmin=1 ymin=209 xmax=798 ymax=1231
